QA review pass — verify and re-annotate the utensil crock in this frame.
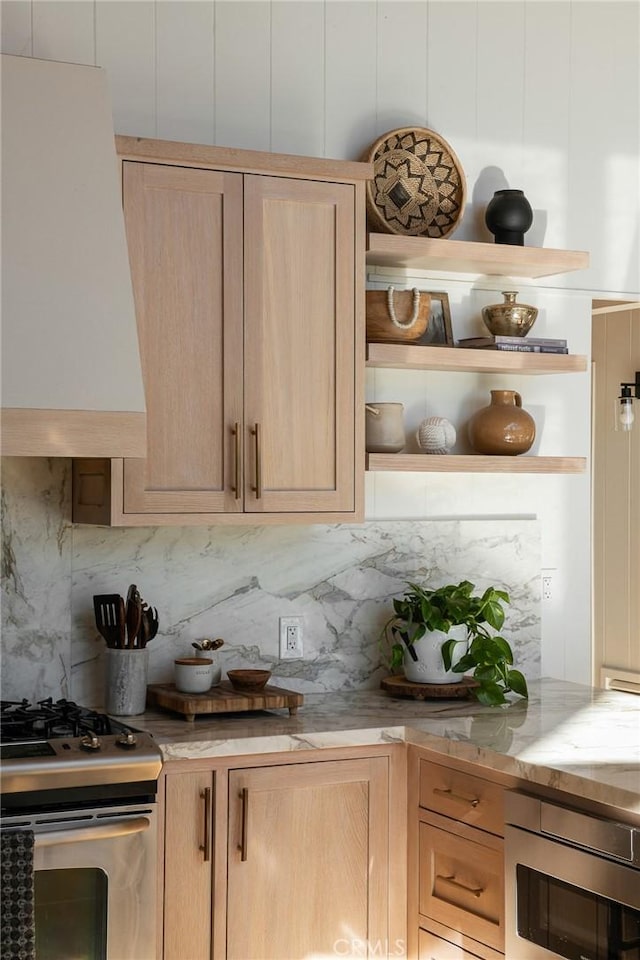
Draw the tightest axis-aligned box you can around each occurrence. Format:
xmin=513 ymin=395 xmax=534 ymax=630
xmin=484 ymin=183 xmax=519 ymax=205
xmin=106 ymin=647 xmax=149 ymax=716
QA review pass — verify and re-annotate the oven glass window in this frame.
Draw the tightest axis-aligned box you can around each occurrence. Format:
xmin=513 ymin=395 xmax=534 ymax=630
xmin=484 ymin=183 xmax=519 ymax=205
xmin=35 ymin=868 xmax=107 ymax=960
xmin=517 ymin=864 xmax=640 ymax=960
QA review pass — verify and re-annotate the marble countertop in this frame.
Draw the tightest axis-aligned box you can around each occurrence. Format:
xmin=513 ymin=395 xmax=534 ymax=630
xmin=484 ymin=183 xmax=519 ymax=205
xmin=133 ymin=678 xmax=640 ymax=814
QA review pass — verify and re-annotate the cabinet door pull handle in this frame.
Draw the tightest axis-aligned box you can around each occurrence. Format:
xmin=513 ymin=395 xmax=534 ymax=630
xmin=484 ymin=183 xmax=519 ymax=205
xmin=437 ymin=874 xmax=484 ymax=898
xmin=250 ymin=424 xmax=262 ymax=500
xmin=432 ymin=787 xmax=480 ymax=808
xmin=231 ymin=423 xmax=241 ymax=499
xmin=240 ymin=787 xmax=249 ymax=861
xmin=199 ymin=787 xmax=211 ymax=862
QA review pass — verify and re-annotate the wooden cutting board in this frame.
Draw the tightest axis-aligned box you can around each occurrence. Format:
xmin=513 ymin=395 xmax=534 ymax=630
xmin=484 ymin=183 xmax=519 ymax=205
xmin=146 ymin=681 xmax=303 ymax=722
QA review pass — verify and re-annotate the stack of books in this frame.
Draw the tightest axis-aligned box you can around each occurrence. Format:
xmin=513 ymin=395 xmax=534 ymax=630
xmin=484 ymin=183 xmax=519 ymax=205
xmin=457 ymin=335 xmax=568 ymax=354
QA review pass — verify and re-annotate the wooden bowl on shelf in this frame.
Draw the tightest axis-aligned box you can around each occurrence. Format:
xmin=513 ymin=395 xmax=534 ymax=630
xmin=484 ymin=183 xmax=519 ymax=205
xmin=227 ymin=669 xmax=272 ymax=692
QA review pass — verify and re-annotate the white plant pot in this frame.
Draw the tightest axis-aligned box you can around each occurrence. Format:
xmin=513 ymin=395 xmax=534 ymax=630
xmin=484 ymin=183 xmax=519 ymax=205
xmin=403 ymin=624 xmax=468 ymax=684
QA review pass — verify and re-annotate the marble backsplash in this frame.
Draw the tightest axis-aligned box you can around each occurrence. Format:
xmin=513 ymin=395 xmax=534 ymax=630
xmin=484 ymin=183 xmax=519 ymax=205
xmin=1 ymin=458 xmax=541 ymax=708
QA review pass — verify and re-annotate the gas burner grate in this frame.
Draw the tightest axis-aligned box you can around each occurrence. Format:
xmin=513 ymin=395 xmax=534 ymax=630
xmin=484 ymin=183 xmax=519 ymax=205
xmin=0 ymin=698 xmax=119 ymax=743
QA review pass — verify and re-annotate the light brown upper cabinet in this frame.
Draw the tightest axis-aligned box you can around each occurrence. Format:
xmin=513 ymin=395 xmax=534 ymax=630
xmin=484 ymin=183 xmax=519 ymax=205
xmin=73 ymin=138 xmax=371 ymax=525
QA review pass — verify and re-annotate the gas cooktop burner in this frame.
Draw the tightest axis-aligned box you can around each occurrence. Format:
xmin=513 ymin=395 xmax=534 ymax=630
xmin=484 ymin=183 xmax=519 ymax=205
xmin=0 ymin=697 xmax=163 ymax=803
xmin=0 ymin=697 xmax=127 ymax=743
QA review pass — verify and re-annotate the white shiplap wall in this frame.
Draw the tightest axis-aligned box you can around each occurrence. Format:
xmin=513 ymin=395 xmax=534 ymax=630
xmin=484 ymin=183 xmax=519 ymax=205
xmin=2 ymin=0 xmax=639 ymax=685
xmin=2 ymin=0 xmax=637 ymax=297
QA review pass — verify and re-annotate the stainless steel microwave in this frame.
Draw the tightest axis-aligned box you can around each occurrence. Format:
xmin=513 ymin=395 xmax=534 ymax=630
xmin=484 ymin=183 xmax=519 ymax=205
xmin=505 ymin=791 xmax=640 ymax=960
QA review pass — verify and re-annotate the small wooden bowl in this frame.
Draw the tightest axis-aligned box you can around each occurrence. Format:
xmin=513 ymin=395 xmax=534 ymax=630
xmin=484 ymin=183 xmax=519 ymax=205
xmin=227 ymin=669 xmax=272 ymax=692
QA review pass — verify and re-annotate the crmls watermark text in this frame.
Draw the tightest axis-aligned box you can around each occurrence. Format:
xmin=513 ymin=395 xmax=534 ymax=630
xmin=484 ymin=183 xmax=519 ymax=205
xmin=332 ymin=939 xmax=406 ymax=957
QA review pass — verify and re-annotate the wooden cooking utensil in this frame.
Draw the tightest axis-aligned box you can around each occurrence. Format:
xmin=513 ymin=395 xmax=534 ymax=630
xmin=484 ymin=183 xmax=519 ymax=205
xmin=138 ymin=608 xmax=151 ymax=648
xmin=93 ymin=594 xmax=124 ymax=648
xmin=125 ymin=584 xmax=142 ymax=648
xmin=117 ymin=595 xmax=126 ymax=648
xmin=147 ymin=606 xmax=159 ymax=643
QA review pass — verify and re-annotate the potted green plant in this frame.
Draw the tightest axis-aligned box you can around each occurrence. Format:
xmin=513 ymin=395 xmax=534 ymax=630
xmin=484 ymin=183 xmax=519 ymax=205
xmin=381 ymin=579 xmax=528 ymax=706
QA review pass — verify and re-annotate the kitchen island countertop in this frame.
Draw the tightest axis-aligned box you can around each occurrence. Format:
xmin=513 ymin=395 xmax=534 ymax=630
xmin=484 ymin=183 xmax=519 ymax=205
xmin=132 ymin=678 xmax=640 ymax=814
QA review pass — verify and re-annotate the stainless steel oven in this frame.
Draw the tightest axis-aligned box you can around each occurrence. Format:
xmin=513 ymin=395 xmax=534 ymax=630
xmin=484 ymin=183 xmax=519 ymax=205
xmin=505 ymin=791 xmax=640 ymax=960
xmin=1 ymin=698 xmax=163 ymax=960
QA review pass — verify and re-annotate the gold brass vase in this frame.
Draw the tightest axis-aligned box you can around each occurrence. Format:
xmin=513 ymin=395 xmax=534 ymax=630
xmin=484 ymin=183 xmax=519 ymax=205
xmin=482 ymin=291 xmax=538 ymax=337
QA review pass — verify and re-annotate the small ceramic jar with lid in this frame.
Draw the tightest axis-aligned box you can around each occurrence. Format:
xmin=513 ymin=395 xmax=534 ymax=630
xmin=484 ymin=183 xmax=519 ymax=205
xmin=174 ymin=657 xmax=214 ymax=694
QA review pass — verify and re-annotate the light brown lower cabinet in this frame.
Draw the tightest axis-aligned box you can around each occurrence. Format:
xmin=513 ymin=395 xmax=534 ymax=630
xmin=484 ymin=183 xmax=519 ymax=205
xmin=162 ymin=749 xmax=402 ymax=960
xmin=409 ymin=749 xmax=509 ymax=960
xmin=163 ymin=770 xmax=213 ymax=960
xmin=226 ymin=758 xmax=389 ymax=959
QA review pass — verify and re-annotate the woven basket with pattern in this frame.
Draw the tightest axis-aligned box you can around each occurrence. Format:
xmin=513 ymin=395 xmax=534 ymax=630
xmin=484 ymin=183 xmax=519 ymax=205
xmin=364 ymin=127 xmax=466 ymax=238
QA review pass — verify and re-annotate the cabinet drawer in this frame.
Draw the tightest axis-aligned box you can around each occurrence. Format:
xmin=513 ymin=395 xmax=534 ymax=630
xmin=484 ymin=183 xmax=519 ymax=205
xmin=418 ymin=923 xmax=504 ymax=960
xmin=419 ymin=822 xmax=504 ymax=952
xmin=419 ymin=760 xmax=504 ymax=836
xmin=418 ymin=929 xmax=486 ymax=959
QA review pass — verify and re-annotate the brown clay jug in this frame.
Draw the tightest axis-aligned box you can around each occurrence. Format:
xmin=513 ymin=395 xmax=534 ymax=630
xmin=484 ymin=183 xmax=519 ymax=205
xmin=468 ymin=389 xmax=535 ymax=455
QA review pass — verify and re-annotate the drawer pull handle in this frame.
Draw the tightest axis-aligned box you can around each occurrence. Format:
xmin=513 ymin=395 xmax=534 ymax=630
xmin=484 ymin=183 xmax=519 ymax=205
xmin=433 ymin=787 xmax=480 ymax=808
xmin=437 ymin=874 xmax=484 ymax=898
xmin=250 ymin=424 xmax=262 ymax=500
xmin=231 ymin=423 xmax=241 ymax=499
xmin=240 ymin=787 xmax=249 ymax=861
xmin=199 ymin=787 xmax=211 ymax=862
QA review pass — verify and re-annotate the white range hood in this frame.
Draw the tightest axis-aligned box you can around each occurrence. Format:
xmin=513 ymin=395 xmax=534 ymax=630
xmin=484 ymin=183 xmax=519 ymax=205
xmin=1 ymin=54 xmax=146 ymax=457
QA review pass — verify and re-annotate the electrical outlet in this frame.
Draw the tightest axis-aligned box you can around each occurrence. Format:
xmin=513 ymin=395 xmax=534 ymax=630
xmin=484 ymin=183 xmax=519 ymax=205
xmin=542 ymin=574 xmax=553 ymax=601
xmin=279 ymin=616 xmax=304 ymax=659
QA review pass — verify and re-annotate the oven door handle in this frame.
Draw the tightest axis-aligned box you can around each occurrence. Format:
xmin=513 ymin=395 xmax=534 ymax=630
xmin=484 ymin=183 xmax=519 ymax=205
xmin=35 ymin=816 xmax=151 ymax=847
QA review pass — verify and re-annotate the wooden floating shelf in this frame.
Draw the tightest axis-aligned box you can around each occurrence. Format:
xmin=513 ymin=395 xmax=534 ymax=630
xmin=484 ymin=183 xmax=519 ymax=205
xmin=366 ymin=454 xmax=587 ymax=475
xmin=366 ymin=234 xmax=589 ymax=279
xmin=366 ymin=343 xmax=588 ymax=374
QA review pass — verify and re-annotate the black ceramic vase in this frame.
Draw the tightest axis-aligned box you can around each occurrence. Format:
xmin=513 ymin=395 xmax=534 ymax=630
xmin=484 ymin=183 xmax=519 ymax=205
xmin=485 ymin=189 xmax=533 ymax=246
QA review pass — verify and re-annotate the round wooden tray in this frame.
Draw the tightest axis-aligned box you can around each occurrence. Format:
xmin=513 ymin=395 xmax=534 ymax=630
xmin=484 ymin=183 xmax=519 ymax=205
xmin=380 ymin=675 xmax=478 ymax=700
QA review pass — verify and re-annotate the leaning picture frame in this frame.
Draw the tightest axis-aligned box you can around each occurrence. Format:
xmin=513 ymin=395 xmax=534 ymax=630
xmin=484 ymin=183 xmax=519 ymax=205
xmin=419 ymin=292 xmax=454 ymax=346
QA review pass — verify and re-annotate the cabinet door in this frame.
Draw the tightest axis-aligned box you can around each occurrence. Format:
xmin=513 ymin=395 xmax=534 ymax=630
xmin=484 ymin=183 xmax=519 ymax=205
xmin=243 ymin=176 xmax=357 ymax=514
xmin=122 ymin=161 xmax=244 ymax=514
xmin=227 ymin=758 xmax=388 ymax=959
xmin=163 ymin=771 xmax=213 ymax=960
